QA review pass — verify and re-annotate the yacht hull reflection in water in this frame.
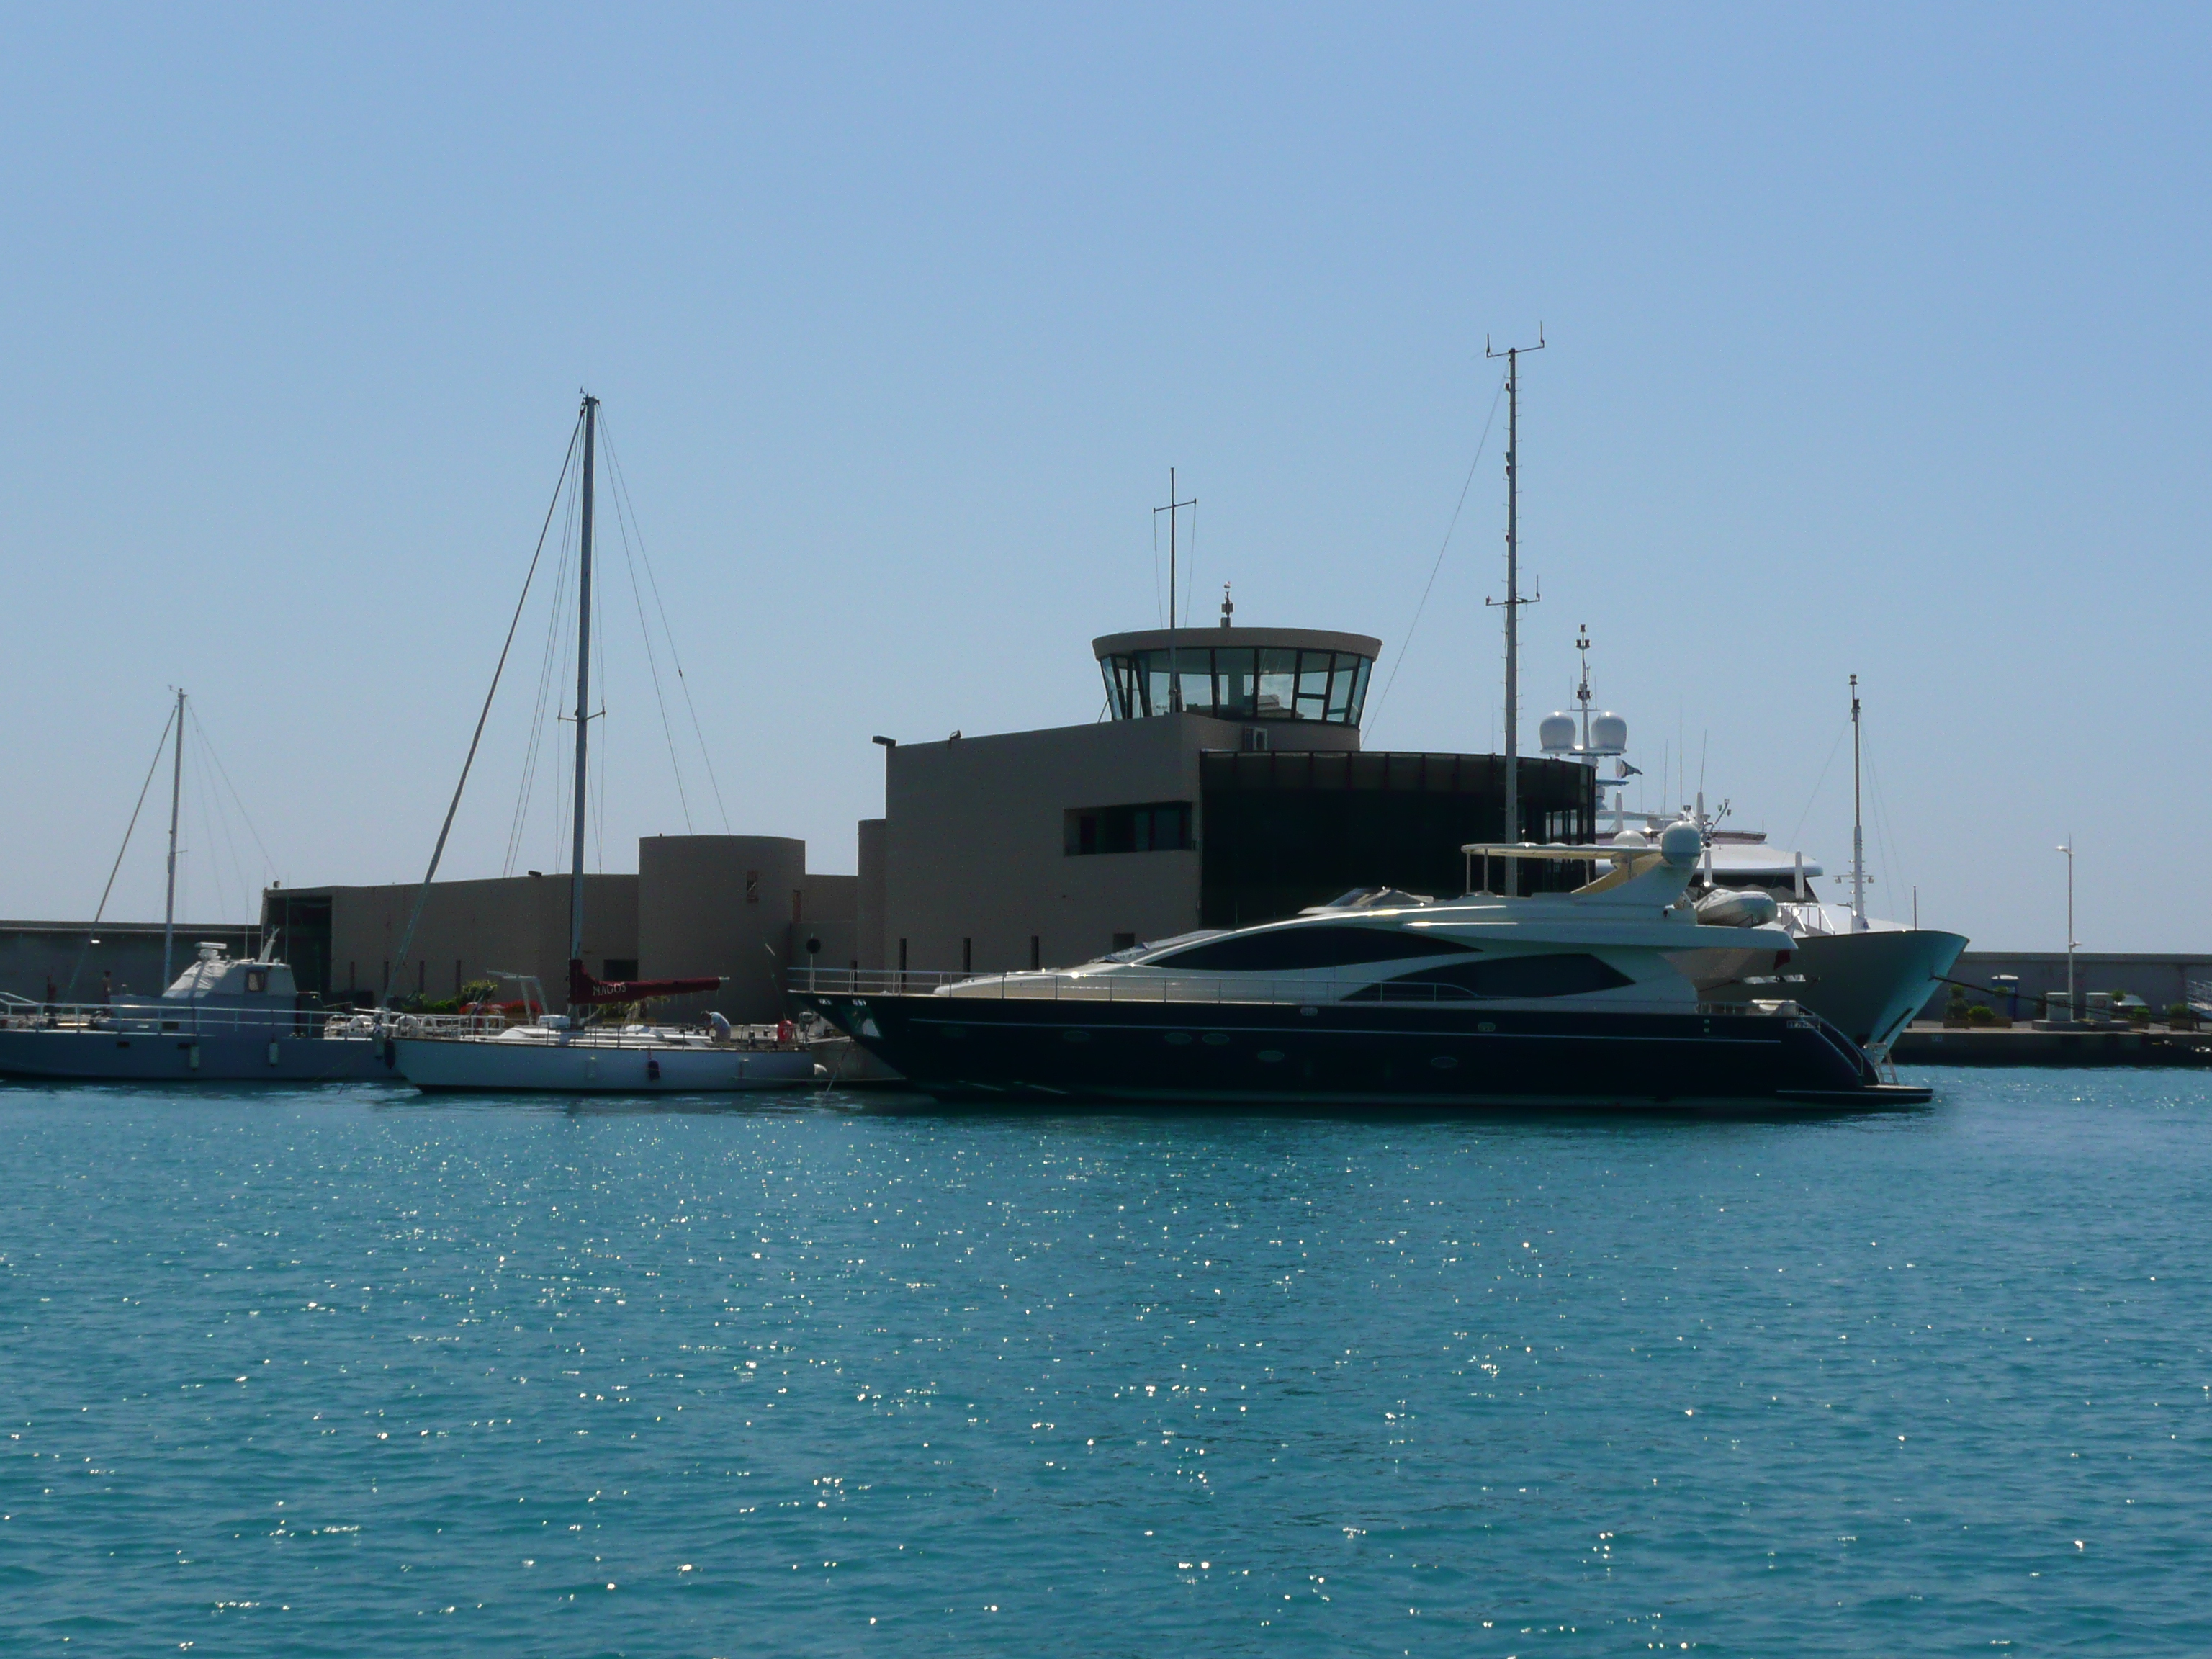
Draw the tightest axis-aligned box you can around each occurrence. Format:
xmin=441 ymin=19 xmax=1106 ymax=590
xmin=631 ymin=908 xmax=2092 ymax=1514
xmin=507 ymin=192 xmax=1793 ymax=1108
xmin=802 ymin=822 xmax=1930 ymax=1110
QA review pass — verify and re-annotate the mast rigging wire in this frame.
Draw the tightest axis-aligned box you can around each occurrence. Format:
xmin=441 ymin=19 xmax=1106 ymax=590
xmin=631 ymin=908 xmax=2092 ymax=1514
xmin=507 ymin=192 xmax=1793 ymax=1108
xmin=388 ymin=414 xmax=581 ymax=1002
xmin=60 ymin=704 xmax=176 ymax=997
xmin=1365 ymin=369 xmax=1509 ymax=734
xmin=186 ymin=704 xmax=279 ymax=884
xmin=1786 ymin=719 xmax=1851 ymax=850
xmin=503 ymin=462 xmax=581 ymax=876
xmin=596 ymin=414 xmax=714 ymax=835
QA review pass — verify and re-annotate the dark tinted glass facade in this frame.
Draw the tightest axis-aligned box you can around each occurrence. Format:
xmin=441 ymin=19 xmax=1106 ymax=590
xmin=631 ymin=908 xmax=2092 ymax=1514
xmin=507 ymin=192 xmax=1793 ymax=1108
xmin=1100 ymin=646 xmax=1373 ymax=726
xmin=260 ymin=893 xmax=333 ymax=998
xmin=1197 ymin=750 xmax=1595 ymax=929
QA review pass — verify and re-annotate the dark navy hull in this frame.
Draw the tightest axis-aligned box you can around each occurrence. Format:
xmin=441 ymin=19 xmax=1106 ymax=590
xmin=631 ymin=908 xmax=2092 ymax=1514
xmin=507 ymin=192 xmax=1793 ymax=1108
xmin=801 ymin=993 xmax=1928 ymax=1109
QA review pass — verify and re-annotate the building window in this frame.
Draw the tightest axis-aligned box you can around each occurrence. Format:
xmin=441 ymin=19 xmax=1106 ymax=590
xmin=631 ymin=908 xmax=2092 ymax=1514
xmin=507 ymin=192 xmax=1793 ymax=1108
xmin=1030 ymin=935 xmax=1041 ymax=971
xmin=1064 ymin=801 xmax=1195 ymax=855
xmin=603 ymin=959 xmax=639 ymax=981
xmin=745 ymin=870 xmax=760 ymax=904
xmin=962 ymin=938 xmax=973 ymax=974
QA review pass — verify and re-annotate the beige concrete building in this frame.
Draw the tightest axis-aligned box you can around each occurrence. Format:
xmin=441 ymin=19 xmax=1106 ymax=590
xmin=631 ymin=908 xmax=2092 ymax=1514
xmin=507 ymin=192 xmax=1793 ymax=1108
xmin=263 ymin=620 xmax=1595 ymax=1013
xmin=265 ymin=835 xmax=855 ymax=1020
xmin=853 ymin=624 xmax=1599 ymax=976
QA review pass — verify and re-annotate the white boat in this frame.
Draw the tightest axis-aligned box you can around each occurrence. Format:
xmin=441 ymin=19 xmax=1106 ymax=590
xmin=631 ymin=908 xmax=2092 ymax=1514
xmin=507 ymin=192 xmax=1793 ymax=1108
xmin=800 ymin=819 xmax=1928 ymax=1109
xmin=1688 ymin=833 xmax=1965 ymax=1058
xmin=1542 ymin=643 xmax=1964 ymax=1061
xmin=386 ymin=394 xmax=815 ymax=1094
xmin=395 ymin=1011 xmax=818 ymax=1093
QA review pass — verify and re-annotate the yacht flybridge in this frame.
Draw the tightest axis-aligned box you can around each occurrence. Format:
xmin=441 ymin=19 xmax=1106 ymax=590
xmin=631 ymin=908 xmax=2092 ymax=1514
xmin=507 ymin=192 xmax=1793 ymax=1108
xmin=800 ymin=821 xmax=1929 ymax=1109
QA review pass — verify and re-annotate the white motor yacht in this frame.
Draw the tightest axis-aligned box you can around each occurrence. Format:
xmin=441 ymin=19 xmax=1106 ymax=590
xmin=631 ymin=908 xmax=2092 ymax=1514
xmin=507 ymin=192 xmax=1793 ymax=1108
xmin=800 ymin=821 xmax=1928 ymax=1110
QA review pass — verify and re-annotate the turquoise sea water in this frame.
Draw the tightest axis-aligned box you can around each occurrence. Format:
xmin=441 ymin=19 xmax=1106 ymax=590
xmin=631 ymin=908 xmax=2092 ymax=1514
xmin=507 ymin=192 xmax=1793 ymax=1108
xmin=1 ymin=1073 xmax=2206 ymax=1656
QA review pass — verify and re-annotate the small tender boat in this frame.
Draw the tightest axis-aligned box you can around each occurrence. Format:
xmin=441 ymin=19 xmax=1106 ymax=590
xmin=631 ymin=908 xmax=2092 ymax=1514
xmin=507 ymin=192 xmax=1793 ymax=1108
xmin=800 ymin=822 xmax=1930 ymax=1110
xmin=0 ymin=941 xmax=393 ymax=1083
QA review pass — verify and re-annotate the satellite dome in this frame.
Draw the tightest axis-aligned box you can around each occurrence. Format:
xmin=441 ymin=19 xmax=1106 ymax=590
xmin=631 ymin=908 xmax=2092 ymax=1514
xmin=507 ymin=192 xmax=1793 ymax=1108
xmin=1539 ymin=713 xmax=1578 ymax=755
xmin=1588 ymin=713 xmax=1627 ymax=757
xmin=1658 ymin=821 xmax=1704 ymax=868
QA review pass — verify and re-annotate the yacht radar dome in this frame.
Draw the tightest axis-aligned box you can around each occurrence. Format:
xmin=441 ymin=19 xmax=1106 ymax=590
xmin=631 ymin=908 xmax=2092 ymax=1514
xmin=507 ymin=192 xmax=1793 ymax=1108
xmin=1539 ymin=712 xmax=1578 ymax=755
xmin=1589 ymin=713 xmax=1627 ymax=757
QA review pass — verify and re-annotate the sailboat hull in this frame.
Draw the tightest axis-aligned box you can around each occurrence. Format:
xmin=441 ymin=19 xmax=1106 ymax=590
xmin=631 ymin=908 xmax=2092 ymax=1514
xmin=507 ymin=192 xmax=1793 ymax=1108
xmin=392 ymin=1038 xmax=819 ymax=1093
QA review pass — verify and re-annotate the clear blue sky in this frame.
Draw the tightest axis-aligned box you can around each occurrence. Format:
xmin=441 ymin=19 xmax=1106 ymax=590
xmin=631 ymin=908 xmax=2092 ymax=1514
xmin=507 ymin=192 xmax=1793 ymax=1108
xmin=3 ymin=5 xmax=2206 ymax=954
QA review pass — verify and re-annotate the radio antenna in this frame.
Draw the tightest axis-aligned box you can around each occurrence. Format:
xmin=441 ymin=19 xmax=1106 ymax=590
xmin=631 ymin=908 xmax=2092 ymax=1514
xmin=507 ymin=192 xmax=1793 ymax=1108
xmin=1485 ymin=327 xmax=1545 ymax=886
xmin=1154 ymin=468 xmax=1197 ymax=709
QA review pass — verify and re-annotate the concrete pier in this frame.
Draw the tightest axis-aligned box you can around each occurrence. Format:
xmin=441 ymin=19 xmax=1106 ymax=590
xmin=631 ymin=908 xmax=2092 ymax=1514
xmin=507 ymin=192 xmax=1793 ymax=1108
xmin=1893 ymin=1022 xmax=2212 ymax=1067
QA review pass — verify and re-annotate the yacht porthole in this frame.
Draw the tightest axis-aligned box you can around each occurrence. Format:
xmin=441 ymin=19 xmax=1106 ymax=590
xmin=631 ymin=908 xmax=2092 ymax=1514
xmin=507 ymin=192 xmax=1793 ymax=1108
xmin=941 ymin=1026 xmax=967 ymax=1040
xmin=1298 ymin=1006 xmax=1319 ymax=1017
xmin=1164 ymin=1032 xmax=1195 ymax=1046
xmin=1201 ymin=1033 xmax=1233 ymax=1046
xmin=1477 ymin=1021 xmax=1497 ymax=1033
xmin=1062 ymin=1029 xmax=1092 ymax=1043
xmin=1430 ymin=1055 xmax=1460 ymax=1070
xmin=1255 ymin=1049 xmax=1286 ymax=1064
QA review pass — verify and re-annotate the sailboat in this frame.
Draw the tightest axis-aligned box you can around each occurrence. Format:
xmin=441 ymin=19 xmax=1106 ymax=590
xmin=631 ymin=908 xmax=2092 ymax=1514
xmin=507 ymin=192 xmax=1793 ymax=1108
xmin=0 ymin=691 xmax=393 ymax=1082
xmin=390 ymin=394 xmax=818 ymax=1094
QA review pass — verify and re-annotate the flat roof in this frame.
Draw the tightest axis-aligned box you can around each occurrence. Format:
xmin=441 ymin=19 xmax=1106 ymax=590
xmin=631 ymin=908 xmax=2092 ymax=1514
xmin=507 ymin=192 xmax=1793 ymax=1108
xmin=1094 ymin=626 xmax=1383 ymax=659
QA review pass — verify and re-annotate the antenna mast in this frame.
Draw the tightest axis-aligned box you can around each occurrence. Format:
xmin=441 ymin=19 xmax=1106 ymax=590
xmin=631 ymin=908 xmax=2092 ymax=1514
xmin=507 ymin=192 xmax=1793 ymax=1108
xmin=570 ymin=392 xmax=599 ymax=971
xmin=162 ymin=687 xmax=185 ymax=985
xmin=1154 ymin=469 xmax=1196 ymax=709
xmin=1574 ymin=622 xmax=1592 ymax=751
xmin=1850 ymin=673 xmax=1867 ymax=932
xmin=1486 ymin=330 xmax=1544 ymax=884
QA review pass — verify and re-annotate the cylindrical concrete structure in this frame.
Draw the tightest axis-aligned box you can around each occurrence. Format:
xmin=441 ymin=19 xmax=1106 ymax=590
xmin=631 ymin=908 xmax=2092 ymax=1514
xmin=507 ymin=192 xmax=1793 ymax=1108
xmin=639 ymin=835 xmax=806 ymax=1022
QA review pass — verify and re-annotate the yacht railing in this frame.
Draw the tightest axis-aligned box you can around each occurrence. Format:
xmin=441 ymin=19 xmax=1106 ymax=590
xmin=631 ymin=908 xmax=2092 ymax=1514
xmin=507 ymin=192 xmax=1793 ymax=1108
xmin=0 ymin=996 xmax=505 ymax=1040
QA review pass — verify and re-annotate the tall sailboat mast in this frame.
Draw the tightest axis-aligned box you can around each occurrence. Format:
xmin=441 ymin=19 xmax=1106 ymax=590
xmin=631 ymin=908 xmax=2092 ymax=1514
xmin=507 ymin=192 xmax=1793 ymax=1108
xmin=570 ymin=393 xmax=598 ymax=972
xmin=1850 ymin=673 xmax=1867 ymax=932
xmin=162 ymin=687 xmax=186 ymax=984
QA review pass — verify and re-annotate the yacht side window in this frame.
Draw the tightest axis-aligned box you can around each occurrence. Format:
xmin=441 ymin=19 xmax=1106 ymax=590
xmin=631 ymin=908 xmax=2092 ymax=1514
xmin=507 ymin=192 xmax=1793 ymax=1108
xmin=246 ymin=970 xmax=269 ymax=994
xmin=1346 ymin=953 xmax=1635 ymax=1001
xmin=1151 ymin=925 xmax=1476 ymax=973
